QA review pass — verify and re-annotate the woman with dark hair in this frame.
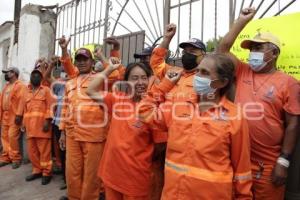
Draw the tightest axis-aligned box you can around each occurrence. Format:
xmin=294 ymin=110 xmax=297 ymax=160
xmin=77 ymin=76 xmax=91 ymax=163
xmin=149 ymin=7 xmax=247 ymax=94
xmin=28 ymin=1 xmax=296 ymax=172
xmin=139 ymin=54 xmax=253 ymax=199
xmin=87 ymin=58 xmax=167 ymax=200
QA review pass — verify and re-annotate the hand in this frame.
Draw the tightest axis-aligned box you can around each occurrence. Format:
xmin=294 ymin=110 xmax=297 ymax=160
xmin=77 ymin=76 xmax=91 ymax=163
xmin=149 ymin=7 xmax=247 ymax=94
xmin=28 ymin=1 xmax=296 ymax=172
xmin=164 ymin=24 xmax=177 ymax=40
xmin=238 ymin=7 xmax=256 ymax=22
xmin=108 ymin=57 xmax=121 ymax=71
xmin=49 ymin=56 xmax=60 ymax=69
xmin=94 ymin=46 xmax=104 ymax=59
xmin=42 ymin=120 xmax=51 ymax=133
xmin=271 ymin=163 xmax=288 ymax=186
xmin=58 ymin=36 xmax=70 ymax=50
xmin=15 ymin=115 xmax=23 ymax=126
xmin=59 ymin=131 xmax=66 ymax=151
xmin=165 ymin=68 xmax=183 ymax=84
xmin=104 ymin=37 xmax=120 ymax=50
xmin=35 ymin=57 xmax=48 ymax=71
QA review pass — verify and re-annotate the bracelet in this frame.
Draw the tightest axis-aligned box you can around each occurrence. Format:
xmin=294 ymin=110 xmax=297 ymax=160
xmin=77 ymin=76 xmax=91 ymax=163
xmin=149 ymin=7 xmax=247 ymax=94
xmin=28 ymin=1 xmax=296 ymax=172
xmin=277 ymin=157 xmax=290 ymax=168
xmin=280 ymin=152 xmax=292 ymax=161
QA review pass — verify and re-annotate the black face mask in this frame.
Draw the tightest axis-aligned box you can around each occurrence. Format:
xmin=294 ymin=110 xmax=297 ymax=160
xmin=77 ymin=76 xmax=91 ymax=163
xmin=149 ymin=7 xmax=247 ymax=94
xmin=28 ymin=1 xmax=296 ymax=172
xmin=30 ymin=76 xmax=42 ymax=86
xmin=181 ymin=52 xmax=198 ymax=70
xmin=4 ymin=74 xmax=10 ymax=81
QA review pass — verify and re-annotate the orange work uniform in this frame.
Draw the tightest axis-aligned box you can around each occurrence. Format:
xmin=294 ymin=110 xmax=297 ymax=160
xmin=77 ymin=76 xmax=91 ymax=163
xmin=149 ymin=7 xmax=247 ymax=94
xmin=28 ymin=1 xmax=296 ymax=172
xmin=0 ymin=80 xmax=25 ymax=164
xmin=139 ymin=78 xmax=253 ymax=199
xmin=235 ymin=61 xmax=300 ymax=200
xmin=18 ymin=85 xmax=54 ymax=176
xmin=60 ymin=55 xmax=109 ymax=200
xmin=98 ymin=92 xmax=167 ymax=200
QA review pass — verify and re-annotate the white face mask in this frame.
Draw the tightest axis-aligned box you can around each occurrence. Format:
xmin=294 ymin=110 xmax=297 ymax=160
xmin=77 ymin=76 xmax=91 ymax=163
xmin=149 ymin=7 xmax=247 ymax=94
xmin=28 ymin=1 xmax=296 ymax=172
xmin=248 ymin=52 xmax=267 ymax=72
xmin=193 ymin=76 xmax=216 ymax=95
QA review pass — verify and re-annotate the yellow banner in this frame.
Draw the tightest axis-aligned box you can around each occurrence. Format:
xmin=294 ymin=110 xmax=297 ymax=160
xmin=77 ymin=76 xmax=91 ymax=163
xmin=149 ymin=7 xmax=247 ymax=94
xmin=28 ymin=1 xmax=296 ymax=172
xmin=231 ymin=12 xmax=300 ymax=80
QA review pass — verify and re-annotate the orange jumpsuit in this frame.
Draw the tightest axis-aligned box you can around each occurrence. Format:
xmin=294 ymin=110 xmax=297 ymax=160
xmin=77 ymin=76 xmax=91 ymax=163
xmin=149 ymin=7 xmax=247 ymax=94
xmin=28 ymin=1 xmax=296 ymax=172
xmin=139 ymin=78 xmax=253 ymax=199
xmin=60 ymin=55 xmax=110 ymax=200
xmin=0 ymin=80 xmax=25 ymax=164
xmin=18 ymin=85 xmax=54 ymax=176
xmin=98 ymin=92 xmax=167 ymax=200
xmin=235 ymin=60 xmax=300 ymax=200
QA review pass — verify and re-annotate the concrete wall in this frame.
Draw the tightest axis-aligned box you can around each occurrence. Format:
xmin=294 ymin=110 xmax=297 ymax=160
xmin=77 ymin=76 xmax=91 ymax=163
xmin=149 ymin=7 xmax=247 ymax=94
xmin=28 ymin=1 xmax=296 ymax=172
xmin=0 ymin=22 xmax=13 ymax=89
xmin=17 ymin=4 xmax=56 ymax=82
xmin=0 ymin=4 xmax=57 ymax=85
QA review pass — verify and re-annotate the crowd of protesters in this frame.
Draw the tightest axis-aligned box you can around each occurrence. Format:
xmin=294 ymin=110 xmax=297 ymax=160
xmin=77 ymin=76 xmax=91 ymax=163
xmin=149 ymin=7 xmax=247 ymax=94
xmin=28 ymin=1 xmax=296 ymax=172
xmin=0 ymin=7 xmax=299 ymax=200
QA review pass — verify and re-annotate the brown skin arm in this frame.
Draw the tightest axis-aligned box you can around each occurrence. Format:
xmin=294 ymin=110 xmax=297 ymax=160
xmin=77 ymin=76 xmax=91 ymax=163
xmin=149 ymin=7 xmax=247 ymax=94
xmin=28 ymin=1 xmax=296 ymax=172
xmin=272 ymin=113 xmax=299 ymax=186
xmin=159 ymin=24 xmax=176 ymax=49
xmin=59 ymin=36 xmax=71 ymax=57
xmin=217 ymin=7 xmax=256 ymax=66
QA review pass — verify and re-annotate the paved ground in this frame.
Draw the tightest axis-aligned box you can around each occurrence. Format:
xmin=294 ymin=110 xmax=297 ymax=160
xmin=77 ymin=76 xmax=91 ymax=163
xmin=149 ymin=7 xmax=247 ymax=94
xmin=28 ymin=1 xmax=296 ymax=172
xmin=0 ymin=163 xmax=66 ymax=200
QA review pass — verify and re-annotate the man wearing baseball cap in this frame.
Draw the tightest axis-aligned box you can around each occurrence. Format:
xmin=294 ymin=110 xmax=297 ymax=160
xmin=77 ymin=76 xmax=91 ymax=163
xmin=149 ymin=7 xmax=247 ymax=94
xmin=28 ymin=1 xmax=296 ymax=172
xmin=217 ymin=8 xmax=300 ymax=199
xmin=134 ymin=47 xmax=154 ymax=65
xmin=17 ymin=68 xmax=54 ymax=185
xmin=58 ymin=36 xmax=107 ymax=200
xmin=0 ymin=67 xmax=26 ymax=169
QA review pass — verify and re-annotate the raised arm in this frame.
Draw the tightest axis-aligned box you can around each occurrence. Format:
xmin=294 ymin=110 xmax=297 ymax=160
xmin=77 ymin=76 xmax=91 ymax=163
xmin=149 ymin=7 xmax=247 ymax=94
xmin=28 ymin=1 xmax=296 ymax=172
xmin=58 ymin=36 xmax=79 ymax=78
xmin=86 ymin=57 xmax=121 ymax=103
xmin=150 ymin=24 xmax=176 ymax=80
xmin=217 ymin=7 xmax=256 ymax=66
xmin=138 ymin=69 xmax=182 ymax=125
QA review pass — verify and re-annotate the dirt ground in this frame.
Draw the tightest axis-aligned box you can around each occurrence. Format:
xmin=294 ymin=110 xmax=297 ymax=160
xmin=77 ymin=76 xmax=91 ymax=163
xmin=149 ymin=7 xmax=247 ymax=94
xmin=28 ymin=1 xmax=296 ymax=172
xmin=0 ymin=163 xmax=66 ymax=200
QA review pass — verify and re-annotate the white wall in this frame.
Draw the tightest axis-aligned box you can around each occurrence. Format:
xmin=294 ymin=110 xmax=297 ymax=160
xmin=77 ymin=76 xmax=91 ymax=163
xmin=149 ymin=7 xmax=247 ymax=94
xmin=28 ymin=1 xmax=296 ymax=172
xmin=0 ymin=22 xmax=13 ymax=89
xmin=17 ymin=13 xmax=41 ymax=82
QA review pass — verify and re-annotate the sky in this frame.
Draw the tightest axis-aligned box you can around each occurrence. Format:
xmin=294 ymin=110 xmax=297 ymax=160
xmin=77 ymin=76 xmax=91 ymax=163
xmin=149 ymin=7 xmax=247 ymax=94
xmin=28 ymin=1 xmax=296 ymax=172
xmin=1 ymin=0 xmax=300 ymax=53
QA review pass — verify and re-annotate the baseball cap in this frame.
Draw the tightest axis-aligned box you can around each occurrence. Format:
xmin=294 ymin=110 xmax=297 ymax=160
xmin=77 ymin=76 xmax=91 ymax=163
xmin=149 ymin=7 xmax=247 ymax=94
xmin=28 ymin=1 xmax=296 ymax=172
xmin=134 ymin=47 xmax=153 ymax=59
xmin=241 ymin=32 xmax=281 ymax=50
xmin=2 ymin=67 xmax=20 ymax=76
xmin=179 ymin=38 xmax=206 ymax=52
xmin=75 ymin=48 xmax=93 ymax=59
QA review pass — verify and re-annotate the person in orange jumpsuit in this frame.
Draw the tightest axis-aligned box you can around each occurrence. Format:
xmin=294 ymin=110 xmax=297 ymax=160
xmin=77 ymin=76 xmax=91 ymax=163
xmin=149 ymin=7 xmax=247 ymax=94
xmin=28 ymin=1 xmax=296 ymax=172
xmin=139 ymin=54 xmax=253 ymax=199
xmin=58 ymin=36 xmax=111 ymax=200
xmin=16 ymin=68 xmax=54 ymax=185
xmin=217 ymin=8 xmax=300 ymax=200
xmin=0 ymin=67 xmax=25 ymax=169
xmin=135 ymin=46 xmax=166 ymax=200
xmin=149 ymin=24 xmax=207 ymax=114
xmin=86 ymin=58 xmax=168 ymax=200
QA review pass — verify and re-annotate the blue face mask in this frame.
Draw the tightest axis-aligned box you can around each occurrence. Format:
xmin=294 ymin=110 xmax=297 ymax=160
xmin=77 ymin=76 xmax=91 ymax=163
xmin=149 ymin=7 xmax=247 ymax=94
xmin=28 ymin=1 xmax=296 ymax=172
xmin=248 ymin=52 xmax=267 ymax=72
xmin=193 ymin=76 xmax=216 ymax=95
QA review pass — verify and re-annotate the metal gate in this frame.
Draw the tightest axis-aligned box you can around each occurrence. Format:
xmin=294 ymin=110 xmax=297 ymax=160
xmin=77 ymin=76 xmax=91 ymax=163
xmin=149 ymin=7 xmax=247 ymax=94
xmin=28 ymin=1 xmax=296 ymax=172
xmin=55 ymin=0 xmax=298 ymax=63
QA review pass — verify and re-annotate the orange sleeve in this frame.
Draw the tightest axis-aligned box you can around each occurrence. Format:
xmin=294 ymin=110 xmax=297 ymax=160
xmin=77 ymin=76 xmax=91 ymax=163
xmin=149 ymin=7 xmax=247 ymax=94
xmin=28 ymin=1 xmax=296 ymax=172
xmin=103 ymin=92 xmax=115 ymax=114
xmin=283 ymin=77 xmax=300 ymax=115
xmin=45 ymin=87 xmax=54 ymax=119
xmin=15 ymin=83 xmax=26 ymax=116
xmin=0 ymin=92 xmax=2 ymax=122
xmin=231 ymin=117 xmax=253 ymax=200
xmin=150 ymin=47 xmax=172 ymax=80
xmin=110 ymin=49 xmax=120 ymax=58
xmin=102 ymin=49 xmax=125 ymax=81
xmin=150 ymin=126 xmax=168 ymax=144
xmin=16 ymin=87 xmax=26 ymax=116
xmin=139 ymin=78 xmax=174 ymax=126
xmin=60 ymin=55 xmax=79 ymax=79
